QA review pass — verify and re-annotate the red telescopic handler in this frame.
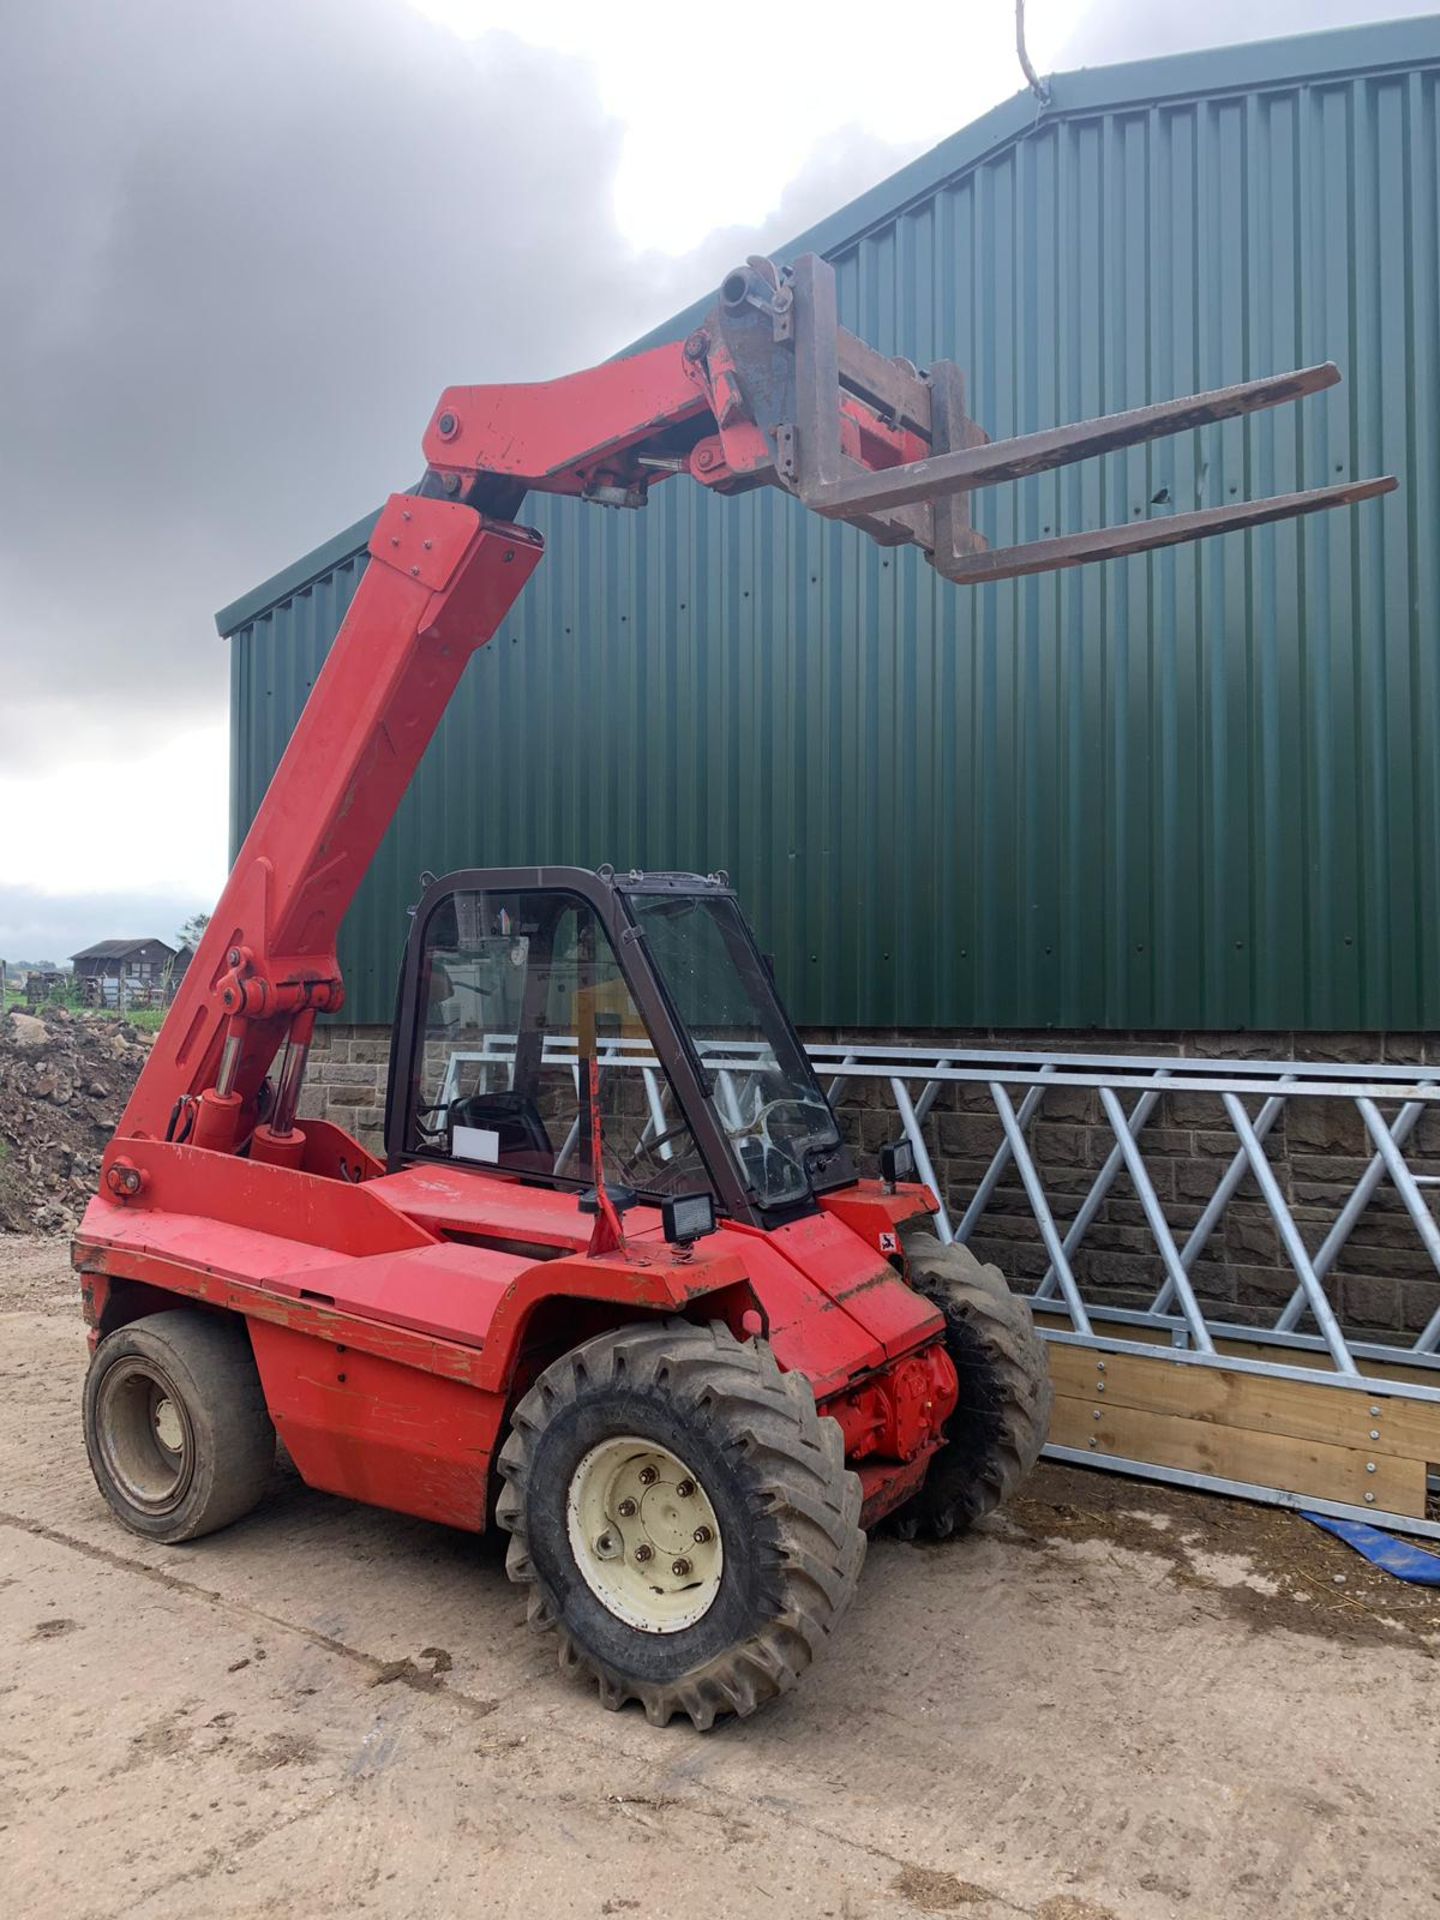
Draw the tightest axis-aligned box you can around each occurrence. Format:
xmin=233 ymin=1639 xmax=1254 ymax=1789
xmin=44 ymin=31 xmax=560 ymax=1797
xmin=75 ymin=255 xmax=1394 ymax=1727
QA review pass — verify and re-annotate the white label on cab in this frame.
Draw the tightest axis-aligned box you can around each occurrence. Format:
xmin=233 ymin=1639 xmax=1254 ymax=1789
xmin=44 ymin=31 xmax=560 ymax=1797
xmin=452 ymin=1124 xmax=500 ymax=1164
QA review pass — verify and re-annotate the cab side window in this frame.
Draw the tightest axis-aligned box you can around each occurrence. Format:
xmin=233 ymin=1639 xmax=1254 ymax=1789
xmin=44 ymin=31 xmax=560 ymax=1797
xmin=409 ymin=888 xmax=709 ymax=1197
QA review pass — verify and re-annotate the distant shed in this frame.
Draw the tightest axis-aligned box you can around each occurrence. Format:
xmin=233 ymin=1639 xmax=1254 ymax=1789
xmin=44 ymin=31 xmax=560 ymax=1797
xmin=70 ymin=938 xmax=177 ymax=1001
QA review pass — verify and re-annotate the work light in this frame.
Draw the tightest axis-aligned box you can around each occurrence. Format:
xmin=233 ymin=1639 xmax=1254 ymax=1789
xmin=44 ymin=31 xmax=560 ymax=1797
xmin=662 ymin=1192 xmax=717 ymax=1248
xmin=880 ymin=1140 xmax=916 ymax=1189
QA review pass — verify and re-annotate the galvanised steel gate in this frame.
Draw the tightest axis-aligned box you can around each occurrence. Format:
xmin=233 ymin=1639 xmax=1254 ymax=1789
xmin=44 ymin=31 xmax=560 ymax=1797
xmin=440 ymin=1036 xmax=1440 ymax=1537
xmin=820 ymin=1044 xmax=1440 ymax=1538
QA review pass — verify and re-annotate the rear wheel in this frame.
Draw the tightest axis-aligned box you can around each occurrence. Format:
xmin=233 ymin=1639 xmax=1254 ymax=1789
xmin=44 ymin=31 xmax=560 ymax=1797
xmin=83 ymin=1310 xmax=275 ymax=1543
xmin=892 ymin=1229 xmax=1052 ymax=1539
xmin=497 ymin=1318 xmax=864 ymax=1729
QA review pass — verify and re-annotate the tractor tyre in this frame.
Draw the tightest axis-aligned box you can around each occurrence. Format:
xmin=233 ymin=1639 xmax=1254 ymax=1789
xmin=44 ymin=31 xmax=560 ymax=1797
xmin=83 ymin=1310 xmax=275 ymax=1544
xmin=890 ymin=1228 xmax=1052 ymax=1540
xmin=496 ymin=1317 xmax=865 ymax=1730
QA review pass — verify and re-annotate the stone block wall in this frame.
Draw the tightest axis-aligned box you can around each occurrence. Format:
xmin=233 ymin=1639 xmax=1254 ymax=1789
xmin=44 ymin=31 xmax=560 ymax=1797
xmin=296 ymin=1029 xmax=391 ymax=1147
xmin=299 ymin=1024 xmax=1440 ymax=1346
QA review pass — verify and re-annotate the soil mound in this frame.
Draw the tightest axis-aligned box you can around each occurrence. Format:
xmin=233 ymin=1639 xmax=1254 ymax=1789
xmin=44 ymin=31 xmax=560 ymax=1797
xmin=0 ymin=1006 xmax=150 ymax=1233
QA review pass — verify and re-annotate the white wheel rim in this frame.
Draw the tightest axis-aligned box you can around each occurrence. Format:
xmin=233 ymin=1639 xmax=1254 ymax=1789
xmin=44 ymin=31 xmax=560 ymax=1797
xmin=153 ymin=1395 xmax=183 ymax=1454
xmin=565 ymin=1435 xmax=724 ymax=1634
xmin=95 ymin=1358 xmax=193 ymax=1513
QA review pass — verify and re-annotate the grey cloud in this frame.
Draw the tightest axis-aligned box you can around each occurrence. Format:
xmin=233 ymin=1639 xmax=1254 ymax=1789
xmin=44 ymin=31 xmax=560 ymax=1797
xmin=1 ymin=2 xmax=633 ymax=762
xmin=0 ymin=0 xmax=916 ymax=779
xmin=0 ymin=2 xmax=918 ymax=959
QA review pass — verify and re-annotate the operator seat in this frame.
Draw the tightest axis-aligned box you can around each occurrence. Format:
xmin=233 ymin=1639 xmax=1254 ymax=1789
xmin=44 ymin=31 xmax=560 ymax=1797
xmin=450 ymin=1091 xmax=555 ymax=1174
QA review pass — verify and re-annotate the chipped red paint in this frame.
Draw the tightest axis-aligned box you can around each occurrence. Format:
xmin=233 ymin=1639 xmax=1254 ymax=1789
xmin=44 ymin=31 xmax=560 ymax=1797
xmin=856 ymin=1452 xmax=934 ymax=1529
xmin=246 ymin=1319 xmax=500 ymax=1530
xmin=817 ymin=1179 xmax=939 ymax=1249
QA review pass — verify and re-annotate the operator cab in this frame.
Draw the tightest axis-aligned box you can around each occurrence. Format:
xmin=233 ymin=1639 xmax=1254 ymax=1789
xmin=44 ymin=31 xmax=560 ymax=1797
xmin=386 ymin=867 xmax=855 ymax=1227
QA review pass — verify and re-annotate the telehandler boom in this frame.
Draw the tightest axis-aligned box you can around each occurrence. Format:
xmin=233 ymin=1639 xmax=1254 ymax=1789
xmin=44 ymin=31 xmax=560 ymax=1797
xmin=76 ymin=255 xmax=1393 ymax=1726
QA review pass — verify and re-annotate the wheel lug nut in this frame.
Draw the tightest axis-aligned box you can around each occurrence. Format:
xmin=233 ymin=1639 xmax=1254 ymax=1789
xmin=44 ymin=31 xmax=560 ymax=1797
xmin=692 ymin=1525 xmax=712 ymax=1545
xmin=634 ymin=1543 xmax=654 ymax=1563
xmin=676 ymin=1479 xmax=695 ymax=1498
xmin=671 ymin=1557 xmax=691 ymax=1577
xmin=638 ymin=1466 xmax=659 ymax=1486
xmin=617 ymin=1498 xmax=638 ymax=1517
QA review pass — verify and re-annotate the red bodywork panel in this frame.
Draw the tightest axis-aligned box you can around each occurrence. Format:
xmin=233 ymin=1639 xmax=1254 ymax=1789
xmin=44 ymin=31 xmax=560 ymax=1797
xmin=77 ymin=1151 xmax=950 ymax=1530
xmin=422 ymin=344 xmax=708 ymax=491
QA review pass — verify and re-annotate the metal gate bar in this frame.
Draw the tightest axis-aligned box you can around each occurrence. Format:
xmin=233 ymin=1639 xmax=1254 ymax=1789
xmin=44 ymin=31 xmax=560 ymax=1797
xmin=1220 ymin=1091 xmax=1358 ymax=1375
xmin=1149 ymin=1082 xmax=1291 ymax=1315
xmin=1357 ymin=1097 xmax=1440 ymax=1351
xmin=1274 ymin=1099 xmax=1423 ymax=1334
xmin=1036 ymin=1078 xmax=1167 ymax=1302
xmin=1097 ymin=1085 xmax=1214 ymax=1355
xmin=988 ymin=1079 xmax=1094 ymax=1335
xmin=954 ymin=1070 xmax=1055 ymax=1248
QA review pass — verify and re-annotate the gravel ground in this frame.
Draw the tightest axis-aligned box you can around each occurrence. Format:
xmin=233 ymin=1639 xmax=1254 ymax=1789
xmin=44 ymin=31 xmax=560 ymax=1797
xmin=2 ymin=1232 xmax=1438 ymax=1919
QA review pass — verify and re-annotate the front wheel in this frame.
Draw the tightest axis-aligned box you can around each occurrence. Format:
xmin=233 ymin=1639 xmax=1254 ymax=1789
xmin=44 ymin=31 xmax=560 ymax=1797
xmin=496 ymin=1318 xmax=865 ymax=1729
xmin=891 ymin=1229 xmax=1053 ymax=1539
xmin=83 ymin=1310 xmax=275 ymax=1543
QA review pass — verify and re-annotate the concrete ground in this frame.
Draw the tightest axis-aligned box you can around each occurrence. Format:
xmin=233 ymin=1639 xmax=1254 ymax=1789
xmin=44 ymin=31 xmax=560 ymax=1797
xmin=2 ymin=1235 xmax=1438 ymax=1920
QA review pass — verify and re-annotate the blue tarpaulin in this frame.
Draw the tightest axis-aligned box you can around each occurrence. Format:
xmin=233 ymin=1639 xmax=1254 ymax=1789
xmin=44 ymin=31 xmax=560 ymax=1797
xmin=1303 ymin=1513 xmax=1440 ymax=1585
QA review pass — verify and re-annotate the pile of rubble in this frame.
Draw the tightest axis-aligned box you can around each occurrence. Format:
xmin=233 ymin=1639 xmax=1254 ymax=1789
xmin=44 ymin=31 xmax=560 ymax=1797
xmin=0 ymin=1006 xmax=151 ymax=1234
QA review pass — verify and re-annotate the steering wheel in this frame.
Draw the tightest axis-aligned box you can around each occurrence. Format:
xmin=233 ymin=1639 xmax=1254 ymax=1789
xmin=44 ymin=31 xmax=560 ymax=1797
xmin=721 ymin=1095 xmax=835 ymax=1199
xmin=413 ymin=1099 xmax=452 ymax=1145
xmin=621 ymin=1095 xmax=835 ymax=1196
xmin=724 ymin=1093 xmax=832 ymax=1148
xmin=621 ymin=1120 xmax=702 ymax=1179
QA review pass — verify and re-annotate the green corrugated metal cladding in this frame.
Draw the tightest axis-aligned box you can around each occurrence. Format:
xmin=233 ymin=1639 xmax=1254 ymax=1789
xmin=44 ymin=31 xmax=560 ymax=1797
xmin=222 ymin=18 xmax=1440 ymax=1032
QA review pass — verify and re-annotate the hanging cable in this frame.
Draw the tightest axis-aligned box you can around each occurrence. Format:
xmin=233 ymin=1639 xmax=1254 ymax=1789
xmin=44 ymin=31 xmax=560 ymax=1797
xmin=1016 ymin=0 xmax=1051 ymax=106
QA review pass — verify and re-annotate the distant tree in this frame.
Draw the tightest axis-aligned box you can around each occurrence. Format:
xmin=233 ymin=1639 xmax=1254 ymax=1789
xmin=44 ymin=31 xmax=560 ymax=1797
xmin=176 ymin=912 xmax=211 ymax=950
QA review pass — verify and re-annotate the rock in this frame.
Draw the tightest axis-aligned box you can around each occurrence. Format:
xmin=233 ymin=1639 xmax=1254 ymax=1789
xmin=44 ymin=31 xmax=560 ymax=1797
xmin=32 ymin=1067 xmax=73 ymax=1105
xmin=6 ymin=1012 xmax=49 ymax=1049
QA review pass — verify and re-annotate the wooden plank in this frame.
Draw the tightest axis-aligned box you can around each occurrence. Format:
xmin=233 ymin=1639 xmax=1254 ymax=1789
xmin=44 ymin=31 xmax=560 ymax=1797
xmin=1046 ymin=1343 xmax=1440 ymax=1463
xmin=1049 ymin=1395 xmax=1428 ymax=1516
xmin=1033 ymin=1308 xmax=1440 ymax=1391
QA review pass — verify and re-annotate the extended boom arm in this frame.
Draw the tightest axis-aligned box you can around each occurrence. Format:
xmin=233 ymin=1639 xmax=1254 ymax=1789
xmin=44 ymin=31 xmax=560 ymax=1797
xmin=108 ymin=254 xmax=1395 ymax=1174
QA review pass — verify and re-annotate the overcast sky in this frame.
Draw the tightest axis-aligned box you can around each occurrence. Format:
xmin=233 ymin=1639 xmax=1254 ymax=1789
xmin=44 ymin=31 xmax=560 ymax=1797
xmin=0 ymin=0 xmax=1428 ymax=961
